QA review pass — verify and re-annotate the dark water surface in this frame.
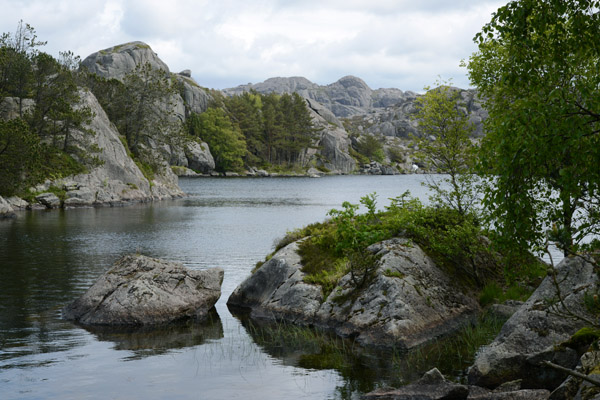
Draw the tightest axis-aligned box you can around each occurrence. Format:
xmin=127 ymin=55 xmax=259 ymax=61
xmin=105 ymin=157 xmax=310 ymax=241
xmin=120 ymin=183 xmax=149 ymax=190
xmin=0 ymin=175 xmax=435 ymax=400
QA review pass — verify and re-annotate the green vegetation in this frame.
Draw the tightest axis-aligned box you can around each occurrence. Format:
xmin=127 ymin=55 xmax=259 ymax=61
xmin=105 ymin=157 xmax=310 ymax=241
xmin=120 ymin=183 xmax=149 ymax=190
xmin=354 ymin=134 xmax=385 ymax=163
xmin=466 ymin=0 xmax=600 ymax=257
xmin=244 ymin=310 xmax=507 ymax=388
xmin=0 ymin=22 xmax=93 ymax=196
xmin=270 ymin=192 xmax=514 ymax=299
xmin=82 ymin=62 xmax=181 ymax=177
xmin=186 ymin=108 xmax=246 ymax=172
xmin=196 ymin=90 xmax=321 ymax=171
xmin=478 ymin=281 xmax=533 ymax=307
xmin=412 ymin=79 xmax=478 ymax=215
xmin=398 ymin=311 xmax=507 ymax=381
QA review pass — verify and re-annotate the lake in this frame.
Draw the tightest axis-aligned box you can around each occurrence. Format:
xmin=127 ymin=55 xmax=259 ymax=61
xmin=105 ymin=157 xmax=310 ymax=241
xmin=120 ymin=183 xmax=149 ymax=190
xmin=0 ymin=175 xmax=464 ymax=400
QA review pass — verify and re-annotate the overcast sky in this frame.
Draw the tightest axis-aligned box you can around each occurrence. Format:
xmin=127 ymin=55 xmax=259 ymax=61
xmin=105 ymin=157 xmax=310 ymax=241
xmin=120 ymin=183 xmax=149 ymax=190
xmin=1 ymin=0 xmax=506 ymax=92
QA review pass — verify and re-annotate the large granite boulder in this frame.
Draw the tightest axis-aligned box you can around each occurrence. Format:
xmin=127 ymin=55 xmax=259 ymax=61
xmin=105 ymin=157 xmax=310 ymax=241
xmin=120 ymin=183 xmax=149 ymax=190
xmin=468 ymin=255 xmax=599 ymax=390
xmin=81 ymin=41 xmax=170 ymax=80
xmin=0 ymin=196 xmax=15 ymax=218
xmin=228 ymin=238 xmax=480 ymax=349
xmin=63 ymin=254 xmax=223 ymax=325
xmin=185 ymin=141 xmax=215 ymax=173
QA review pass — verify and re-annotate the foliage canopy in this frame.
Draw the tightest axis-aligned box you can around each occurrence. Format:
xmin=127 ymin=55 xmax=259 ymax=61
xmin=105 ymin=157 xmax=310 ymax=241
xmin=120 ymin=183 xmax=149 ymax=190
xmin=467 ymin=0 xmax=600 ymax=256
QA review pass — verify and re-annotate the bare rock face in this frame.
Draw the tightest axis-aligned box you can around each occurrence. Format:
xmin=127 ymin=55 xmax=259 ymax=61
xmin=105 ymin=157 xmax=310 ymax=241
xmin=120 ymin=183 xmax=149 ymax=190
xmin=58 ymin=89 xmax=184 ymax=204
xmin=0 ymin=196 xmax=15 ymax=218
xmin=81 ymin=41 xmax=170 ymax=80
xmin=224 ymin=75 xmax=406 ymax=118
xmin=63 ymin=254 xmax=223 ymax=325
xmin=468 ymin=256 xmax=598 ymax=390
xmin=81 ymin=42 xmax=214 ymax=175
xmin=305 ymin=99 xmax=356 ymax=174
xmin=228 ymin=238 xmax=480 ymax=349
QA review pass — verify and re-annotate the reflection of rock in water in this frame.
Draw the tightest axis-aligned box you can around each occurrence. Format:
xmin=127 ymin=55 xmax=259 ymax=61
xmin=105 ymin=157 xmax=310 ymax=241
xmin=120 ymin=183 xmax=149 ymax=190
xmin=82 ymin=309 xmax=223 ymax=359
xmin=234 ymin=314 xmax=404 ymax=395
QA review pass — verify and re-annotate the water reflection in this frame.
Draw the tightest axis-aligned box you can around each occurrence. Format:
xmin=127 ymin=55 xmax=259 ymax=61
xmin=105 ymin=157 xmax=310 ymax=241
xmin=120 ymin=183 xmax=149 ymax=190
xmin=236 ymin=315 xmax=407 ymax=397
xmin=80 ymin=310 xmax=224 ymax=361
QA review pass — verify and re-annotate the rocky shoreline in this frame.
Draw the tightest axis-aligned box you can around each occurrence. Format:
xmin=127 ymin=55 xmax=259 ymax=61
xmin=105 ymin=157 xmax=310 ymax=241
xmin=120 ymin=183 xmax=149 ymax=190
xmin=228 ymin=236 xmax=600 ymax=399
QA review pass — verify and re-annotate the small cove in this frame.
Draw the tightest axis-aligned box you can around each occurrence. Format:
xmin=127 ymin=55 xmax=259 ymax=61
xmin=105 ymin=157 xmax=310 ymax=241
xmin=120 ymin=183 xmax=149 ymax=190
xmin=1 ymin=175 xmax=493 ymax=399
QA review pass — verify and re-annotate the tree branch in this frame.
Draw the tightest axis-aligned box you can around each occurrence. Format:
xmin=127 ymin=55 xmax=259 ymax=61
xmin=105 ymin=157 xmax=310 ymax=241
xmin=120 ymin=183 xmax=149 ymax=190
xmin=542 ymin=361 xmax=600 ymax=387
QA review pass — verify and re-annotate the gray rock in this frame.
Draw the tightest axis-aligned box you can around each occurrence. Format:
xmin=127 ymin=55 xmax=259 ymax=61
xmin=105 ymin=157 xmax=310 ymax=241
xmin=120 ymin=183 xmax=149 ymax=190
xmin=63 ymin=254 xmax=223 ymax=325
xmin=64 ymin=187 xmax=95 ymax=207
xmin=468 ymin=389 xmax=551 ymax=399
xmin=81 ymin=41 xmax=170 ymax=81
xmin=0 ymin=196 xmax=15 ymax=218
xmin=228 ymin=238 xmax=480 ymax=349
xmin=468 ymin=256 xmax=598 ymax=390
xmin=185 ymin=141 xmax=215 ymax=173
xmin=172 ymin=73 xmax=212 ymax=117
xmin=256 ymin=169 xmax=270 ymax=177
xmin=363 ymin=368 xmax=550 ymax=399
xmin=179 ymin=69 xmax=192 ymax=78
xmin=0 ymin=97 xmax=35 ymax=120
xmin=35 ymin=192 xmax=61 ymax=209
xmin=488 ymin=300 xmax=524 ymax=320
xmin=228 ymin=242 xmax=324 ymax=325
xmin=6 ymin=196 xmax=28 ymax=210
xmin=363 ymin=368 xmax=469 ymax=399
xmin=317 ymin=238 xmax=480 ymax=348
xmin=224 ymin=75 xmax=406 ymax=118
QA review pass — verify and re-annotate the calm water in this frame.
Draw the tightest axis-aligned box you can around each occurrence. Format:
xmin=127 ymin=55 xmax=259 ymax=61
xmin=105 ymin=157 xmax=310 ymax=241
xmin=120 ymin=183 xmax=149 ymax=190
xmin=0 ymin=175 xmax=437 ymax=400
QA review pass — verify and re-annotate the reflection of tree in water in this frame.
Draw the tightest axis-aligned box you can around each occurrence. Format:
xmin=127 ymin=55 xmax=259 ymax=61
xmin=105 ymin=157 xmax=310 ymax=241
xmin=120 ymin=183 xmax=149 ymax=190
xmin=81 ymin=310 xmax=223 ymax=360
xmin=235 ymin=312 xmax=501 ymax=399
xmin=235 ymin=315 xmax=405 ymax=398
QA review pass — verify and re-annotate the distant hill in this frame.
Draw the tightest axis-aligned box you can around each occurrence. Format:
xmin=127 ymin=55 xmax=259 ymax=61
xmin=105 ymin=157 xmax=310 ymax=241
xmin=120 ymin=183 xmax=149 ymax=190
xmin=224 ymin=75 xmax=412 ymax=118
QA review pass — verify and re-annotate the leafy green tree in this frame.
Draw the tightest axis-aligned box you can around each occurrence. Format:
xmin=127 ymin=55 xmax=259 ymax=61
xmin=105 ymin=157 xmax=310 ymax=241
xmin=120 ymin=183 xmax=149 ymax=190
xmin=227 ymin=91 xmax=265 ymax=163
xmin=412 ymin=80 xmax=477 ymax=215
xmin=187 ymin=108 xmax=246 ymax=172
xmin=0 ymin=20 xmax=45 ymax=112
xmin=467 ymin=0 xmax=600 ymax=256
xmin=0 ymin=118 xmax=40 ymax=196
xmin=27 ymin=51 xmax=92 ymax=151
xmin=355 ymin=134 xmax=385 ymax=162
xmin=119 ymin=63 xmax=178 ymax=156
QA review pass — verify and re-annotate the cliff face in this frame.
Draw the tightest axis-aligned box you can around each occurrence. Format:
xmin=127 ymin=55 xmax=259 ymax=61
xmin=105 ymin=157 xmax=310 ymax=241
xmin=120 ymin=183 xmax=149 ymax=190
xmin=81 ymin=42 xmax=216 ymax=175
xmin=224 ymin=75 xmax=408 ymax=118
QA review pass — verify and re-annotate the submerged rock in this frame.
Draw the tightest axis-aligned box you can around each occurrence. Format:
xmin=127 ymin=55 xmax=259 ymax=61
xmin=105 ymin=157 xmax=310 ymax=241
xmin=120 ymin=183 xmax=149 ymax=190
xmin=63 ymin=254 xmax=223 ymax=325
xmin=228 ymin=238 xmax=480 ymax=349
xmin=468 ymin=255 xmax=599 ymax=390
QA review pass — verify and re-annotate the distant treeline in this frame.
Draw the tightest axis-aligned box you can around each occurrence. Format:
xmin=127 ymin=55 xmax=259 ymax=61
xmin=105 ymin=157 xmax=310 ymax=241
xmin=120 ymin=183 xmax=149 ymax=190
xmin=188 ymin=91 xmax=321 ymax=172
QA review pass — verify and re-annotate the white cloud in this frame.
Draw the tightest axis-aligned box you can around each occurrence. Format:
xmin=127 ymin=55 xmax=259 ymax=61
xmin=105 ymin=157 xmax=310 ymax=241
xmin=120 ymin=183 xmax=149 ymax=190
xmin=0 ymin=0 xmax=506 ymax=91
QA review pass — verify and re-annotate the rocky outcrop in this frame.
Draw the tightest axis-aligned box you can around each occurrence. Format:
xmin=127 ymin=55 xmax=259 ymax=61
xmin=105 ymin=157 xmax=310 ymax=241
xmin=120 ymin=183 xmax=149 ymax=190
xmin=81 ymin=41 xmax=214 ymax=174
xmin=224 ymin=75 xmax=407 ymax=118
xmin=344 ymin=87 xmax=487 ymax=140
xmin=62 ymin=89 xmax=183 ymax=204
xmin=359 ymin=161 xmax=399 ymax=175
xmin=173 ymin=72 xmax=212 ymax=117
xmin=81 ymin=41 xmax=170 ymax=80
xmin=228 ymin=238 xmax=480 ymax=349
xmin=364 ymin=368 xmax=551 ymax=400
xmin=0 ymin=196 xmax=15 ymax=218
xmin=63 ymin=254 xmax=224 ymax=325
xmin=184 ymin=141 xmax=215 ymax=173
xmin=0 ymin=97 xmax=35 ymax=119
xmin=305 ymin=99 xmax=356 ymax=174
xmin=468 ymin=255 xmax=599 ymax=390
